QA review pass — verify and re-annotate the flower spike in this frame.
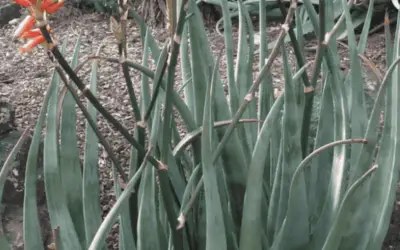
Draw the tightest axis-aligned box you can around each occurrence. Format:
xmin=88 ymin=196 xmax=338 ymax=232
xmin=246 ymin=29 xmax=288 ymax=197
xmin=12 ymin=0 xmax=63 ymax=53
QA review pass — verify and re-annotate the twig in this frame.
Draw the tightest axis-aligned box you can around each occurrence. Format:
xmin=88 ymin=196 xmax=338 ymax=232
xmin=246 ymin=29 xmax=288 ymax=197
xmin=55 ymin=66 xmax=128 ymax=183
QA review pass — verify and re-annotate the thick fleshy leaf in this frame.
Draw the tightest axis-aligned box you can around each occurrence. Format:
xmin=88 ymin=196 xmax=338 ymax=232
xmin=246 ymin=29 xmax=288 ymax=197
xmin=43 ymin=41 xmax=82 ymax=250
xmin=269 ymin=45 xmax=309 ymax=249
xmin=59 ymin=36 xmax=85 ymax=246
xmin=321 ymin=166 xmax=377 ymax=250
xmin=365 ymin=11 xmax=400 ymax=249
xmin=200 ymin=42 xmax=227 ymax=250
xmin=24 ymin=83 xmax=56 ymax=250
xmin=82 ymin=45 xmax=105 ymax=249
xmin=240 ymin=93 xmax=284 ymax=250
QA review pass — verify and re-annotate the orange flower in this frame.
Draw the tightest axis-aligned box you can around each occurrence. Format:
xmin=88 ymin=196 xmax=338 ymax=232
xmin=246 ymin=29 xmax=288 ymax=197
xmin=20 ymin=35 xmax=46 ymax=53
xmin=44 ymin=1 xmax=64 ymax=14
xmin=20 ymin=27 xmax=51 ymax=39
xmin=13 ymin=0 xmax=64 ymax=14
xmin=13 ymin=0 xmax=34 ymax=8
xmin=12 ymin=15 xmax=35 ymax=39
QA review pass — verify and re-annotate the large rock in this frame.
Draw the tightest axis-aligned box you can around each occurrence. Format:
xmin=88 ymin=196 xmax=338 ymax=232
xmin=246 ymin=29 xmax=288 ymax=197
xmin=0 ymin=102 xmax=50 ymax=249
xmin=0 ymin=3 xmax=22 ymax=27
xmin=1 ymin=204 xmax=52 ymax=250
xmin=0 ymin=102 xmax=16 ymax=136
xmin=0 ymin=130 xmax=45 ymax=205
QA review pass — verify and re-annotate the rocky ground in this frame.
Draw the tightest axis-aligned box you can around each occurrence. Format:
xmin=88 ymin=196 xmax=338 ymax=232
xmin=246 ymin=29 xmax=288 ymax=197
xmin=0 ymin=2 xmax=397 ymax=250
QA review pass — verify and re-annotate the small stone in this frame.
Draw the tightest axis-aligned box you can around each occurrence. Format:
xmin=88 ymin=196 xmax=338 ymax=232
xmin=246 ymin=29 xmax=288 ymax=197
xmin=8 ymin=18 xmax=19 ymax=25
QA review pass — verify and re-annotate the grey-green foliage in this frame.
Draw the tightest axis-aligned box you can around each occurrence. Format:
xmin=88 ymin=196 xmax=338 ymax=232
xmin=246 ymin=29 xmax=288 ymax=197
xmin=16 ymin=0 xmax=400 ymax=250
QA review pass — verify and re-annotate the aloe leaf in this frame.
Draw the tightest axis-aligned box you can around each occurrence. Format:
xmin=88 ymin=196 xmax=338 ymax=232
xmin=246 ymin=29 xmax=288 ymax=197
xmin=336 ymin=2 xmax=377 ymax=248
xmin=109 ymin=158 xmax=135 ymax=250
xmin=140 ymin=28 xmax=152 ymax=123
xmin=365 ymin=62 xmax=398 ymax=250
xmin=138 ymin=164 xmax=162 ymax=250
xmin=82 ymin=45 xmax=104 ymax=248
xmin=44 ymin=40 xmax=82 ymax=250
xmin=214 ymin=158 xmax=239 ymax=250
xmin=164 ymin=148 xmax=186 ymax=203
xmin=257 ymin=0 xmax=273 ymax=130
xmin=158 ymin=2 xmax=190 ymax=249
xmin=187 ymin=2 xmax=208 ymax=126
xmin=365 ymin=12 xmax=400 ymax=248
xmin=357 ymin=0 xmax=375 ymax=53
xmin=127 ymin=135 xmax=139 ymax=242
xmin=180 ymin=24 xmax=195 ymax=115
xmin=219 ymin=0 xmax=239 ymax=115
xmin=273 ymin=138 xmax=367 ymax=250
xmin=0 ymin=129 xmax=28 ymax=206
xmin=321 ymin=166 xmax=377 ymax=250
xmin=307 ymin=80 xmax=334 ymax=247
xmin=273 ymin=45 xmax=309 ymax=249
xmin=275 ymin=0 xmax=314 ymax=157
xmin=178 ymin=164 xmax=201 ymax=247
xmin=23 ymin=42 xmax=65 ymax=250
xmin=266 ymin=135 xmax=284 ymax=243
xmin=323 ymin=0 xmax=349 ymax=221
xmin=24 ymin=81 xmax=58 ymax=250
xmin=59 ymin=36 xmax=86 ymax=247
xmin=137 ymin=93 xmax=164 ymax=250
xmin=88 ymin=156 xmax=148 ymax=250
xmin=188 ymin=2 xmax=249 ymax=232
xmin=128 ymin=28 xmax=151 ymax=243
xmin=234 ymin=0 xmax=254 ymax=156
xmin=309 ymin=1 xmax=349 ymax=247
xmin=137 ymin=93 xmax=163 ymax=248
xmin=121 ymin=19 xmax=146 ymax=190
xmin=156 ymin=187 xmax=169 ymax=250
xmin=240 ymin=93 xmax=284 ymax=250
xmin=293 ymin=6 xmax=306 ymax=112
xmin=144 ymin=43 xmax=169 ymax=122
xmin=297 ymin=0 xmax=320 ymax=37
xmin=342 ymin=0 xmax=368 ymax=182
xmin=201 ymin=45 xmax=227 ymax=250
xmin=336 ymin=11 xmax=369 ymax=41
xmin=244 ymin=0 xmax=258 ymax=152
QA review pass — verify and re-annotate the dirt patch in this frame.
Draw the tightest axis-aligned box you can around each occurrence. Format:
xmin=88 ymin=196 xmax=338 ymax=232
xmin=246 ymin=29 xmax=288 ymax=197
xmin=0 ymin=3 xmax=396 ymax=249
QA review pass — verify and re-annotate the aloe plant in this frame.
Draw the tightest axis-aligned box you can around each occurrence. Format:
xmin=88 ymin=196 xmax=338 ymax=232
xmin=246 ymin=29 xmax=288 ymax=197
xmin=3 ymin=0 xmax=399 ymax=249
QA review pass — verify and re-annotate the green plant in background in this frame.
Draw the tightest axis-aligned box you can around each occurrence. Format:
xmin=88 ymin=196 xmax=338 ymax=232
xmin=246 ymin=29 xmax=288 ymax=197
xmin=0 ymin=130 xmax=28 ymax=250
xmin=208 ymin=0 xmax=394 ymax=44
xmin=2 ymin=0 xmax=400 ymax=249
xmin=75 ymin=0 xmax=398 ymax=48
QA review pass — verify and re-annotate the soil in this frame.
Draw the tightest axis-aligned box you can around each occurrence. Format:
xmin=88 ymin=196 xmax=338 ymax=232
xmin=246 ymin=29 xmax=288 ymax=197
xmin=0 ymin=2 xmax=398 ymax=250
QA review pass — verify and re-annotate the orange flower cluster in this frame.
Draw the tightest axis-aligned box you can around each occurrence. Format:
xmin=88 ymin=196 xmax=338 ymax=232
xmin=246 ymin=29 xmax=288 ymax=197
xmin=12 ymin=0 xmax=64 ymax=53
